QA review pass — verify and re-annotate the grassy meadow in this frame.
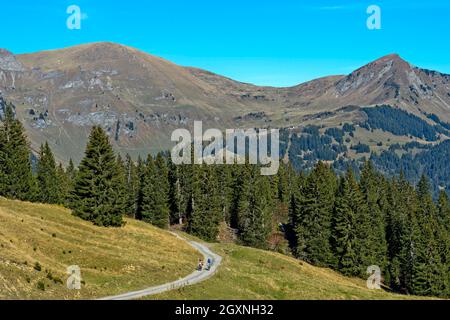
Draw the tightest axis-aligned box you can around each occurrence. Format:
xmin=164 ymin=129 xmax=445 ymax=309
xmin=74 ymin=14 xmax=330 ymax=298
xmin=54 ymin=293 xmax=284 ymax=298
xmin=0 ymin=198 xmax=200 ymax=299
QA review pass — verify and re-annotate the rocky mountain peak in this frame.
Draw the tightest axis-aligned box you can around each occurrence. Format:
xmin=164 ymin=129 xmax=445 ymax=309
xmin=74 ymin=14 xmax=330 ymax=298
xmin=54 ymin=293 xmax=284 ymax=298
xmin=335 ymin=53 xmax=414 ymax=96
xmin=0 ymin=49 xmax=24 ymax=72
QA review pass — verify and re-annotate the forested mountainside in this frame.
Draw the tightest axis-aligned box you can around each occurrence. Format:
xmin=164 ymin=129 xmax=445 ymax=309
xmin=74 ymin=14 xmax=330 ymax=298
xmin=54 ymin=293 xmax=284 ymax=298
xmin=281 ymin=105 xmax=450 ymax=195
xmin=1 ymin=100 xmax=449 ymax=298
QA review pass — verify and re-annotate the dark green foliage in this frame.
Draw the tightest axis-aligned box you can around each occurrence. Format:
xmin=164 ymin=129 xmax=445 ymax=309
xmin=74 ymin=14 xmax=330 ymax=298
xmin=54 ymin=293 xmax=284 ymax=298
xmin=342 ymin=123 xmax=355 ymax=133
xmin=385 ymin=175 xmax=419 ymax=292
xmin=332 ymin=168 xmax=366 ymax=276
xmin=362 ymin=105 xmax=440 ymax=141
xmin=56 ymin=163 xmax=70 ymax=205
xmin=66 ymin=159 xmax=77 ymax=182
xmin=113 ymin=155 xmax=128 ymax=216
xmin=135 ymin=156 xmax=145 ymax=220
xmin=236 ymin=164 xmax=273 ymax=248
xmin=0 ymin=104 xmax=448 ymax=297
xmin=276 ymin=163 xmax=289 ymax=204
xmin=70 ymin=126 xmax=124 ymax=227
xmin=371 ymin=140 xmax=450 ymax=195
xmin=216 ymin=164 xmax=234 ymax=224
xmin=437 ymin=191 xmax=450 ymax=232
xmin=302 ymin=125 xmax=320 ymax=135
xmin=293 ymin=161 xmax=336 ymax=267
xmin=324 ymin=127 xmax=344 ymax=144
xmin=167 ymin=154 xmax=184 ymax=224
xmin=36 ymin=142 xmax=61 ymax=204
xmin=359 ymin=161 xmax=388 ymax=273
xmin=410 ymin=175 xmax=447 ymax=296
xmin=0 ymin=102 xmax=36 ymax=201
xmin=124 ymin=154 xmax=139 ymax=218
xmin=186 ymin=164 xmax=222 ymax=241
xmin=350 ymin=143 xmax=370 ymax=154
xmin=137 ymin=154 xmax=170 ymax=228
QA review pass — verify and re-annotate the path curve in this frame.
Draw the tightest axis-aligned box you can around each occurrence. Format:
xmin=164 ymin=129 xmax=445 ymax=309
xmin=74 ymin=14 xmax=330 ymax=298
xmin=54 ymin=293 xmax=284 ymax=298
xmin=98 ymin=232 xmax=222 ymax=300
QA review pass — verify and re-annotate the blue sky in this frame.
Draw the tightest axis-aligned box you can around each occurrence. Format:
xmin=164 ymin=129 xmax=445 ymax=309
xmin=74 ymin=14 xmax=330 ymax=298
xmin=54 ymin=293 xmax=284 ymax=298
xmin=1 ymin=0 xmax=449 ymax=86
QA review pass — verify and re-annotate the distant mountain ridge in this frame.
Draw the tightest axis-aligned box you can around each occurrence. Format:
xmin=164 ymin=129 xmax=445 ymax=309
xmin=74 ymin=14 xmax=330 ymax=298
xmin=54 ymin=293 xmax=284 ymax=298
xmin=0 ymin=42 xmax=449 ymax=163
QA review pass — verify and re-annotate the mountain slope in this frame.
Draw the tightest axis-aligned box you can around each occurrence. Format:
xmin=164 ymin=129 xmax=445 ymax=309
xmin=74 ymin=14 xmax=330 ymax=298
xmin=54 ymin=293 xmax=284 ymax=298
xmin=151 ymin=240 xmax=426 ymax=300
xmin=0 ymin=197 xmax=199 ymax=299
xmin=0 ymin=198 xmax=426 ymax=300
xmin=0 ymin=42 xmax=449 ymax=162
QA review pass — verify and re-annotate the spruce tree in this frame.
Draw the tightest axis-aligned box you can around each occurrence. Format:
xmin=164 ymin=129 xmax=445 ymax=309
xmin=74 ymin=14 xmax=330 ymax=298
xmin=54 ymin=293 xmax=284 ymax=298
xmin=70 ymin=126 xmax=124 ymax=227
xmin=56 ymin=163 xmax=70 ymax=205
xmin=411 ymin=175 xmax=446 ymax=296
xmin=187 ymin=164 xmax=222 ymax=241
xmin=288 ymin=169 xmax=305 ymax=250
xmin=124 ymin=154 xmax=139 ymax=218
xmin=295 ymin=161 xmax=336 ymax=267
xmin=332 ymin=168 xmax=365 ymax=276
xmin=437 ymin=191 xmax=450 ymax=232
xmin=66 ymin=158 xmax=77 ymax=182
xmin=36 ymin=142 xmax=60 ymax=204
xmin=217 ymin=164 xmax=234 ymax=224
xmin=277 ymin=163 xmax=289 ymax=205
xmin=236 ymin=164 xmax=273 ymax=248
xmin=0 ymin=102 xmax=36 ymax=201
xmin=386 ymin=174 xmax=421 ymax=293
xmin=138 ymin=155 xmax=170 ymax=228
xmin=113 ymin=155 xmax=128 ymax=216
xmin=359 ymin=161 xmax=388 ymax=274
xmin=168 ymin=154 xmax=184 ymax=224
xmin=63 ymin=159 xmax=77 ymax=207
xmin=229 ymin=163 xmax=244 ymax=228
xmin=155 ymin=152 xmax=169 ymax=202
xmin=135 ymin=155 xmax=145 ymax=220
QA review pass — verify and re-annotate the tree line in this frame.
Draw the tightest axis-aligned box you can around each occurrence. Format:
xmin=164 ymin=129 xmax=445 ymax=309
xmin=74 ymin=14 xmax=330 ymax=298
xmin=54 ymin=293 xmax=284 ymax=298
xmin=288 ymin=161 xmax=449 ymax=297
xmin=0 ymin=102 xmax=448 ymax=297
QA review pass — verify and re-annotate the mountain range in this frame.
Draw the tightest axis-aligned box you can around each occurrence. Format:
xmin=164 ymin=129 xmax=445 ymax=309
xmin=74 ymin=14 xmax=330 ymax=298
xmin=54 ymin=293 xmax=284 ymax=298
xmin=0 ymin=42 xmax=449 ymax=164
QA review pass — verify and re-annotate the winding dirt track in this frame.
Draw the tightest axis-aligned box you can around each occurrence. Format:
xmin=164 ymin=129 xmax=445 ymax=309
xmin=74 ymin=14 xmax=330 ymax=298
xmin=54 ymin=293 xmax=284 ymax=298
xmin=98 ymin=233 xmax=222 ymax=300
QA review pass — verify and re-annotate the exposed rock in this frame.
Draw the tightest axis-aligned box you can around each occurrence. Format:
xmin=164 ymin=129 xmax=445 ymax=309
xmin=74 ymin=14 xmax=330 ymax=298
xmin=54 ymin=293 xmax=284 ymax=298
xmin=0 ymin=49 xmax=24 ymax=72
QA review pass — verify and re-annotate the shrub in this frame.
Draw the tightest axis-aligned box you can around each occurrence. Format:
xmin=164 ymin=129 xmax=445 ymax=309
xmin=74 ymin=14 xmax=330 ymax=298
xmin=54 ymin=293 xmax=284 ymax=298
xmin=34 ymin=262 xmax=42 ymax=272
xmin=37 ymin=281 xmax=45 ymax=291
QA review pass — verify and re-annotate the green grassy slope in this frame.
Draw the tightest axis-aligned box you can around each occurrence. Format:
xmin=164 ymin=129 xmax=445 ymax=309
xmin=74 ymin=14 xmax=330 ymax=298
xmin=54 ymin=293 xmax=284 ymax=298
xmin=0 ymin=198 xmax=428 ymax=300
xmin=0 ymin=198 xmax=200 ymax=299
xmin=152 ymin=241 xmax=426 ymax=300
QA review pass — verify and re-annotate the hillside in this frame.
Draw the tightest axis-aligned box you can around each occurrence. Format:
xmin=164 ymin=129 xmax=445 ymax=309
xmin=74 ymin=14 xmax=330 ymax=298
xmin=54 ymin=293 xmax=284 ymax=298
xmin=151 ymin=240 xmax=424 ymax=300
xmin=1 ymin=42 xmax=450 ymax=164
xmin=0 ymin=198 xmax=430 ymax=300
xmin=0 ymin=198 xmax=200 ymax=299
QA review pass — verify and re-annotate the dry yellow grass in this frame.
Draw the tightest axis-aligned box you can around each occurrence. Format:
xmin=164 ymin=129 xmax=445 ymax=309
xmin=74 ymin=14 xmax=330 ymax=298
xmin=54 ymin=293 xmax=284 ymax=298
xmin=151 ymin=241 xmax=430 ymax=300
xmin=0 ymin=198 xmax=433 ymax=300
xmin=0 ymin=198 xmax=200 ymax=299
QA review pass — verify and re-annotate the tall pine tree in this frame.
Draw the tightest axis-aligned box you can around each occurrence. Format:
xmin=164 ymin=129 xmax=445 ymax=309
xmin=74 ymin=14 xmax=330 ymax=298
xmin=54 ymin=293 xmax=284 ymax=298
xmin=294 ymin=161 xmax=336 ymax=267
xmin=0 ymin=102 xmax=36 ymax=201
xmin=137 ymin=155 xmax=170 ymax=228
xmin=332 ymin=168 xmax=366 ymax=276
xmin=186 ymin=164 xmax=222 ymax=241
xmin=36 ymin=142 xmax=60 ymax=204
xmin=70 ymin=126 xmax=124 ymax=227
xmin=236 ymin=164 xmax=273 ymax=248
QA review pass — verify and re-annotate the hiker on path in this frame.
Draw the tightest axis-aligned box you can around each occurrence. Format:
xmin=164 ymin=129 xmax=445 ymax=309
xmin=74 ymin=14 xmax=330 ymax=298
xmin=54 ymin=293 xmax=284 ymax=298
xmin=206 ymin=258 xmax=212 ymax=270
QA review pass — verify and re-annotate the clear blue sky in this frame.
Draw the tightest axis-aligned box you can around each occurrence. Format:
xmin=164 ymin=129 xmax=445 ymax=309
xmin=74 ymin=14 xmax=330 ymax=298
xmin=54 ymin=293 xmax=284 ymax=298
xmin=1 ymin=0 xmax=449 ymax=86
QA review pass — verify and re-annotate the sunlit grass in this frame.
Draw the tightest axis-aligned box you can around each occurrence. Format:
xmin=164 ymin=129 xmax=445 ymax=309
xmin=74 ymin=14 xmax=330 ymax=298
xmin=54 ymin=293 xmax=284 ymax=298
xmin=0 ymin=198 xmax=200 ymax=299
